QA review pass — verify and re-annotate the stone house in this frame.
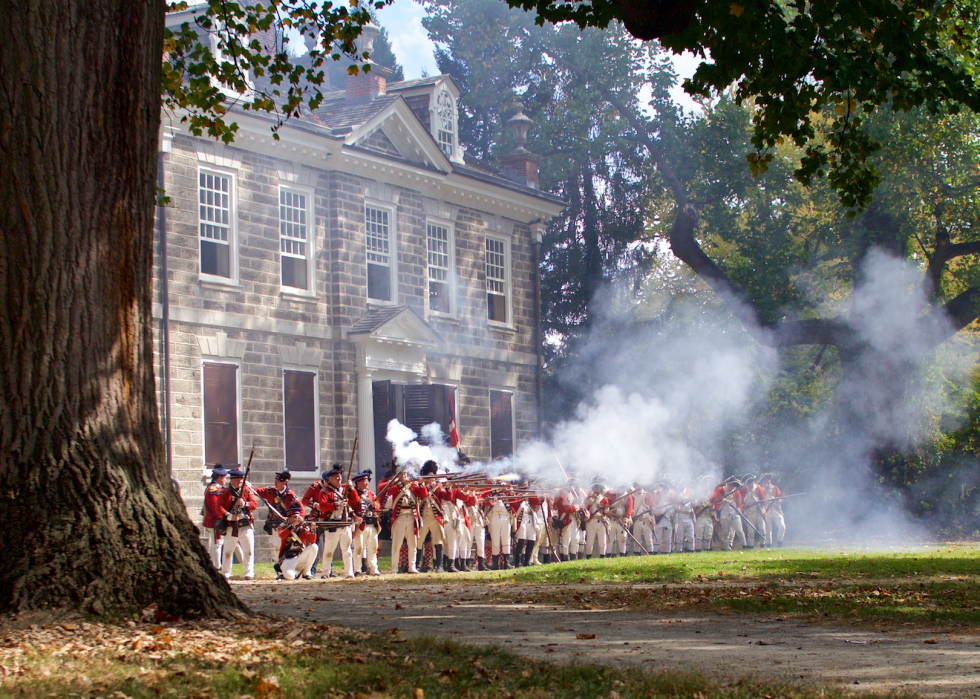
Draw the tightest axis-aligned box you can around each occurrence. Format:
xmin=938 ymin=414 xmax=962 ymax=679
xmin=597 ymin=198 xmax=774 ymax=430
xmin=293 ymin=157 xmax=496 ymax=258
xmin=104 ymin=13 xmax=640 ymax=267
xmin=152 ymin=16 xmax=564 ymax=539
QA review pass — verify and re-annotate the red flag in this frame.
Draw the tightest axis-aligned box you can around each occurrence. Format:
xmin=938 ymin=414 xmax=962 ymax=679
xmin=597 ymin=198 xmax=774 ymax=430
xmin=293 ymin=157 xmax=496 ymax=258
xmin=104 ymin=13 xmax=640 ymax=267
xmin=448 ymin=391 xmax=460 ymax=448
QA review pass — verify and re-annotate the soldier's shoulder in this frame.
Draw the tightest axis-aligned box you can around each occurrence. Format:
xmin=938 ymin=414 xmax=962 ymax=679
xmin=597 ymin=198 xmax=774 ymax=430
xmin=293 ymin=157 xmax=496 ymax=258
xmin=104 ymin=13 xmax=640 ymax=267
xmin=206 ymin=483 xmax=222 ymax=493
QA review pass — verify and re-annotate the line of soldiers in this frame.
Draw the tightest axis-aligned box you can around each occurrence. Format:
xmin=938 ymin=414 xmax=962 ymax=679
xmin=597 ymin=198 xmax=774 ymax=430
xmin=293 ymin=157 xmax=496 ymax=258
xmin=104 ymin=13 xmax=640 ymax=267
xmin=202 ymin=461 xmax=790 ymax=580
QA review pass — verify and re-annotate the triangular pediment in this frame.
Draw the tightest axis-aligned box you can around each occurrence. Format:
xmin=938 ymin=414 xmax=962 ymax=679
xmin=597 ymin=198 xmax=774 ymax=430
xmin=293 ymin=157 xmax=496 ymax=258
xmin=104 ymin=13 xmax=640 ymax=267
xmin=348 ymin=305 xmax=443 ymax=347
xmin=347 ymin=98 xmax=452 ymax=173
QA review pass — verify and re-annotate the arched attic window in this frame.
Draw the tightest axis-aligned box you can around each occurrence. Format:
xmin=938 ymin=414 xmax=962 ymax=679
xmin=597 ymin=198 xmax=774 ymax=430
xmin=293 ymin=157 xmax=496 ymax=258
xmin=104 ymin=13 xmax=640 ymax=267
xmin=435 ymin=89 xmax=456 ymax=158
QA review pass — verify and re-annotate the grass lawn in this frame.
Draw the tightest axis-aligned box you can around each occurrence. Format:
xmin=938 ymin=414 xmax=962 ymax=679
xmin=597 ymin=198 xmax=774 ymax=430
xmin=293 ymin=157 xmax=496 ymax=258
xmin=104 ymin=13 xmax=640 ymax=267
xmin=480 ymin=542 xmax=980 ymax=627
xmin=0 ymin=614 xmax=918 ymax=699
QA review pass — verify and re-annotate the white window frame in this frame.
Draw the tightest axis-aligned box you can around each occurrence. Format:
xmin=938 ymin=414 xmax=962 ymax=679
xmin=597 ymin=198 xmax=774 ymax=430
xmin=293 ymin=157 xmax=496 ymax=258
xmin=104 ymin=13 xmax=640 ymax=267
xmin=197 ymin=166 xmax=240 ymax=286
xmin=434 ymin=89 xmax=457 ymax=159
xmin=485 ymin=234 xmax=512 ymax=327
xmin=425 ymin=218 xmax=456 ymax=317
xmin=200 ymin=357 xmax=243 ymax=475
xmin=364 ymin=201 xmax=398 ymax=305
xmin=281 ymin=365 xmax=321 ymax=474
xmin=278 ymin=183 xmax=317 ymax=298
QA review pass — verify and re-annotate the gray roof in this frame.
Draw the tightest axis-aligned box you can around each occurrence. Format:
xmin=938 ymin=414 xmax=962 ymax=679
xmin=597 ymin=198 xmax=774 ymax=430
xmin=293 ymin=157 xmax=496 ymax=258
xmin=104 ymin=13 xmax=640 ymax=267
xmin=309 ymin=94 xmax=399 ymax=130
xmin=348 ymin=304 xmax=412 ymax=335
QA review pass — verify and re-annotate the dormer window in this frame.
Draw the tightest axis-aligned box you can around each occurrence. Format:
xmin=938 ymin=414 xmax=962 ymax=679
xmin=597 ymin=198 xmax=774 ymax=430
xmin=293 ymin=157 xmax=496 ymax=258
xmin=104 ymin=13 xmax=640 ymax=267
xmin=435 ymin=90 xmax=456 ymax=158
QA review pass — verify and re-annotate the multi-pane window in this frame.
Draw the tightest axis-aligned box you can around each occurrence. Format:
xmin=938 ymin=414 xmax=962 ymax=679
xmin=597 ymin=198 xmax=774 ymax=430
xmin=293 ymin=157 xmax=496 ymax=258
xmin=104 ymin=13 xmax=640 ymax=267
xmin=280 ymin=189 xmax=309 ymax=291
xmin=427 ymin=223 xmax=451 ymax=313
xmin=366 ymin=206 xmax=391 ymax=301
xmin=199 ymin=171 xmax=231 ymax=278
xmin=486 ymin=237 xmax=507 ymax=322
xmin=436 ymin=90 xmax=455 ymax=158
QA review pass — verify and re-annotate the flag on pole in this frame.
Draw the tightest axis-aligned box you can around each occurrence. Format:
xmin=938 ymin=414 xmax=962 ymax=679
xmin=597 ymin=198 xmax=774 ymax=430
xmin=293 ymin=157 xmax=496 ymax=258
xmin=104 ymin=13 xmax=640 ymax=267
xmin=448 ymin=391 xmax=460 ymax=448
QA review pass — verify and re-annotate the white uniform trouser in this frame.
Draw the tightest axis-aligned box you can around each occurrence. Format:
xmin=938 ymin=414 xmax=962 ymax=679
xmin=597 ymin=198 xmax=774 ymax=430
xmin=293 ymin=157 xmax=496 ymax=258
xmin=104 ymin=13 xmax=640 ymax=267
xmin=514 ymin=511 xmax=536 ymax=541
xmin=721 ymin=513 xmax=746 ymax=550
xmin=456 ymin=522 xmax=472 ymax=559
xmin=352 ymin=524 xmax=380 ymax=574
xmin=744 ymin=508 xmax=767 ymax=547
xmin=417 ymin=511 xmax=444 ymax=548
xmin=320 ymin=524 xmax=354 ymax=577
xmin=222 ymin=525 xmax=254 ymax=578
xmin=674 ymin=513 xmax=696 ymax=552
xmin=559 ymin=523 xmax=578 ymax=556
xmin=207 ymin=528 xmax=223 ymax=569
xmin=390 ymin=512 xmax=418 ymax=571
xmin=654 ymin=517 xmax=673 ymax=554
xmin=766 ymin=509 xmax=786 ymax=544
xmin=471 ymin=516 xmax=486 ymax=560
xmin=634 ymin=518 xmax=655 ymax=553
xmin=695 ymin=513 xmax=714 ymax=550
xmin=443 ymin=517 xmax=461 ymax=560
xmin=281 ymin=544 xmax=319 ymax=580
xmin=608 ymin=520 xmax=628 ymax=554
xmin=489 ymin=512 xmax=512 ymax=555
xmin=529 ymin=522 xmax=548 ymax=563
xmin=584 ymin=518 xmax=607 ymax=556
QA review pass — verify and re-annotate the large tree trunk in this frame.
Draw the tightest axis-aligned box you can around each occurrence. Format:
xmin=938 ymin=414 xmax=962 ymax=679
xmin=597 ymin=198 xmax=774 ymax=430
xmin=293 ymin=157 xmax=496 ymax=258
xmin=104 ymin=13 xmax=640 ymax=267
xmin=0 ymin=1 xmax=242 ymax=616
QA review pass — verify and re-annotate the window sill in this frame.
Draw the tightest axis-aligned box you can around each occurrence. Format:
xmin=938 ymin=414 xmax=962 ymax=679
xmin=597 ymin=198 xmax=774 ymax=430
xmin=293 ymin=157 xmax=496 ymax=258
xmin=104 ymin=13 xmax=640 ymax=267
xmin=488 ymin=321 xmax=517 ymax=335
xmin=287 ymin=470 xmax=321 ymax=484
xmin=367 ymin=299 xmax=399 ymax=308
xmin=199 ymin=277 xmax=242 ymax=292
xmin=427 ymin=312 xmax=460 ymax=326
xmin=280 ymin=289 xmax=319 ymax=303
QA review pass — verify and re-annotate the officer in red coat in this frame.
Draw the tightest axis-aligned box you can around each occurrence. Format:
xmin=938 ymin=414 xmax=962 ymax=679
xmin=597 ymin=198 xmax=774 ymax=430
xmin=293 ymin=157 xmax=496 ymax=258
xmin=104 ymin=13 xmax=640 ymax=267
xmin=276 ymin=503 xmax=318 ymax=580
xmin=350 ymin=470 xmax=381 ymax=575
xmin=216 ymin=467 xmax=258 ymax=579
xmin=255 ymin=469 xmax=304 ymax=534
xmin=203 ymin=465 xmax=228 ymax=569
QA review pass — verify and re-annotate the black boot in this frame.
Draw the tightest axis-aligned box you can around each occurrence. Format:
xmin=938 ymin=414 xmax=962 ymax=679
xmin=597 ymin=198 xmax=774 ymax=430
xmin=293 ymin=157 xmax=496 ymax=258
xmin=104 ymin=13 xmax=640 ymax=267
xmin=457 ymin=557 xmax=470 ymax=572
xmin=433 ymin=545 xmax=444 ymax=573
xmin=523 ymin=547 xmax=533 ymax=567
xmin=512 ymin=541 xmax=524 ymax=568
xmin=491 ymin=555 xmax=499 ymax=571
xmin=478 ymin=556 xmax=488 ymax=571
xmin=502 ymin=553 xmax=512 ymax=570
xmin=416 ymin=548 xmax=427 ymax=572
xmin=542 ymin=553 xmax=551 ymax=564
xmin=445 ymin=555 xmax=458 ymax=573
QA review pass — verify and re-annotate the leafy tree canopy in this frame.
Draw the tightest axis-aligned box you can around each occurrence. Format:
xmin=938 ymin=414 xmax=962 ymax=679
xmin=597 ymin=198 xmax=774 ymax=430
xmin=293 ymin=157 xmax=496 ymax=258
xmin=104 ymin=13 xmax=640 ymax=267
xmin=502 ymin=0 xmax=980 ymax=212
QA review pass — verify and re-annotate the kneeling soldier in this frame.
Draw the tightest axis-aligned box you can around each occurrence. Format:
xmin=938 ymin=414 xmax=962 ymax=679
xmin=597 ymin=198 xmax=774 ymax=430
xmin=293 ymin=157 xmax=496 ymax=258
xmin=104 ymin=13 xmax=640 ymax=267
xmin=277 ymin=504 xmax=318 ymax=580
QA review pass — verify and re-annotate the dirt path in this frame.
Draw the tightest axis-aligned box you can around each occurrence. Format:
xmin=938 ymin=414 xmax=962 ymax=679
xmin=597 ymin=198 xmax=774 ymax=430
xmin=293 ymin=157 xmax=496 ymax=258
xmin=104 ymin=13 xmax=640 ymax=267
xmin=235 ymin=579 xmax=980 ymax=697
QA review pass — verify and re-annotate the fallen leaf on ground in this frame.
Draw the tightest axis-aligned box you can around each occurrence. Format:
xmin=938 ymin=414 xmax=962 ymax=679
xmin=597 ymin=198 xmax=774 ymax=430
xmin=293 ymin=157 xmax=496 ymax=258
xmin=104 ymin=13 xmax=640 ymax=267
xmin=575 ymin=633 xmax=596 ymax=640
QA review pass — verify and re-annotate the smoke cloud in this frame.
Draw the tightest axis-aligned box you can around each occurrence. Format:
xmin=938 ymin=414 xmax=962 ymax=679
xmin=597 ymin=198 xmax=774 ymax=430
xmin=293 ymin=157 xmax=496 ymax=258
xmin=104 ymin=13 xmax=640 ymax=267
xmin=385 ymin=249 xmax=967 ymax=543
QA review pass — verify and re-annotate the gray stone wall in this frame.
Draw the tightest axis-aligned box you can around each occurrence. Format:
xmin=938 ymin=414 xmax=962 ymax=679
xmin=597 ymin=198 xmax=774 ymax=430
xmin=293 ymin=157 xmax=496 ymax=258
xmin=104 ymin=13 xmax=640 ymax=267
xmin=153 ymin=128 xmax=546 ymax=557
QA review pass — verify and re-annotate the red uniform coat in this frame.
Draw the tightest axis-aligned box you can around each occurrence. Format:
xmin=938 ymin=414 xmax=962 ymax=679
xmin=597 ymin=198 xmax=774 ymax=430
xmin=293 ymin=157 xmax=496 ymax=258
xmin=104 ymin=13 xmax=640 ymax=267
xmin=255 ymin=485 xmax=304 ymax=518
xmin=351 ymin=486 xmax=380 ymax=530
xmin=554 ymin=491 xmax=579 ymax=528
xmin=314 ymin=484 xmax=355 ymax=519
xmin=278 ymin=524 xmax=317 ymax=559
xmin=215 ymin=485 xmax=258 ymax=525
xmin=302 ymin=481 xmax=325 ymax=509
xmin=604 ymin=490 xmax=634 ymax=519
xmin=203 ymin=480 xmax=224 ymax=529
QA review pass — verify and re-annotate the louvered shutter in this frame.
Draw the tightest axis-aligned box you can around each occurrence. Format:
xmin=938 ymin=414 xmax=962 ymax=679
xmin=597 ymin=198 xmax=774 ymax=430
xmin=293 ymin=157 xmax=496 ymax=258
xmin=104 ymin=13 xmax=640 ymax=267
xmin=372 ymin=380 xmax=394 ymax=469
xmin=284 ymin=370 xmax=316 ymax=471
xmin=203 ymin=363 xmax=238 ymax=465
xmin=404 ymin=384 xmax=435 ymax=440
xmin=490 ymin=390 xmax=513 ymax=459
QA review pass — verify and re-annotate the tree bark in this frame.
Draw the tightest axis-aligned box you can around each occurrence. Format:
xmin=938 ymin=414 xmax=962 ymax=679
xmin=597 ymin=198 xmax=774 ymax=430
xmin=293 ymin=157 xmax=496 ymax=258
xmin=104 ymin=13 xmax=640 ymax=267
xmin=0 ymin=0 xmax=243 ymax=616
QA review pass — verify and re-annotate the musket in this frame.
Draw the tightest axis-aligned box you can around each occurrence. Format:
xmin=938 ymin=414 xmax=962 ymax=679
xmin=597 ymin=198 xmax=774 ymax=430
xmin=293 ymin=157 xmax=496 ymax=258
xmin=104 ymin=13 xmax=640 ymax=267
xmin=554 ymin=454 xmax=569 ymax=479
xmin=341 ymin=432 xmax=359 ymax=520
xmin=741 ymin=492 xmax=806 ymax=512
xmin=220 ymin=443 xmax=255 ymax=537
xmin=309 ymin=520 xmax=357 ymax=528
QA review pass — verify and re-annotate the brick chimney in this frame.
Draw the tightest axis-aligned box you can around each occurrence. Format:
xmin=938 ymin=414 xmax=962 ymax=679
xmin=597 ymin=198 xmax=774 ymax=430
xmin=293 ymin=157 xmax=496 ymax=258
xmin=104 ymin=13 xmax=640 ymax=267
xmin=501 ymin=102 xmax=542 ymax=189
xmin=345 ymin=23 xmax=392 ymax=106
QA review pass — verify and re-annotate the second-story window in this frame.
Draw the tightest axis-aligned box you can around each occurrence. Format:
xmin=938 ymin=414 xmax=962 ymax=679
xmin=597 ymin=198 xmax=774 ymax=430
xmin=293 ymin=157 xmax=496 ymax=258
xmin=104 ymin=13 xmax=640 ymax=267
xmin=486 ymin=236 xmax=508 ymax=322
xmin=435 ymin=90 xmax=455 ymax=158
xmin=427 ymin=223 xmax=451 ymax=313
xmin=280 ymin=188 xmax=309 ymax=291
xmin=365 ymin=206 xmax=391 ymax=302
xmin=199 ymin=170 xmax=232 ymax=279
